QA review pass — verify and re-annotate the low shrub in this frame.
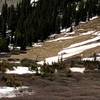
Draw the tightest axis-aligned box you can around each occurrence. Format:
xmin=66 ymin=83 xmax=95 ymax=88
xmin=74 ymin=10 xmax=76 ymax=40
xmin=52 ymin=61 xmax=66 ymax=70
xmin=29 ymin=62 xmax=40 ymax=75
xmin=83 ymin=61 xmax=100 ymax=70
xmin=41 ymin=64 xmax=55 ymax=77
xmin=66 ymin=70 xmax=72 ymax=77
xmin=2 ymin=75 xmax=22 ymax=87
xmin=0 ymin=60 xmax=13 ymax=73
xmin=21 ymin=58 xmax=36 ymax=67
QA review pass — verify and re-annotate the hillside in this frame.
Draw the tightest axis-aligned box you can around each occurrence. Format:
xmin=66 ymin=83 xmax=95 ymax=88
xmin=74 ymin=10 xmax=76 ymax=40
xmin=10 ymin=16 xmax=100 ymax=63
xmin=0 ymin=0 xmax=100 ymax=100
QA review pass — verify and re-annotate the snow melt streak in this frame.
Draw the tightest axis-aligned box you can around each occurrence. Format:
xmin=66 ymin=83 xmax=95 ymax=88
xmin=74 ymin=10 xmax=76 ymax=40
xmin=38 ymin=31 xmax=100 ymax=65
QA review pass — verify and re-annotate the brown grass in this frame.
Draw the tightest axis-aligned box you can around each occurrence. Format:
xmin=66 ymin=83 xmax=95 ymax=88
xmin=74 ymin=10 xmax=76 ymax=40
xmin=10 ymin=34 xmax=94 ymax=61
xmin=10 ymin=17 xmax=100 ymax=61
xmin=75 ymin=17 xmax=100 ymax=32
xmin=80 ymin=46 xmax=100 ymax=58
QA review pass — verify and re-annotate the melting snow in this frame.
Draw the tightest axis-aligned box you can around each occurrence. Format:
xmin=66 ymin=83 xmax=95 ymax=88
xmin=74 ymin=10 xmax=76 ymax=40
xmin=90 ymin=16 xmax=98 ymax=21
xmin=47 ymin=36 xmax=74 ymax=42
xmin=64 ymin=31 xmax=75 ymax=36
xmin=30 ymin=0 xmax=38 ymax=4
xmin=60 ymin=27 xmax=71 ymax=33
xmin=69 ymin=67 xmax=85 ymax=73
xmin=82 ymin=57 xmax=100 ymax=61
xmin=59 ymin=43 xmax=100 ymax=57
xmin=38 ymin=42 xmax=100 ymax=65
xmin=68 ymin=35 xmax=100 ymax=48
xmin=32 ymin=43 xmax=42 ymax=47
xmin=81 ymin=31 xmax=95 ymax=35
xmin=93 ymin=31 xmax=100 ymax=36
xmin=38 ymin=31 xmax=100 ymax=65
xmin=47 ymin=30 xmax=96 ymax=43
xmin=0 ymin=86 xmax=28 ymax=99
xmin=6 ymin=67 xmax=36 ymax=75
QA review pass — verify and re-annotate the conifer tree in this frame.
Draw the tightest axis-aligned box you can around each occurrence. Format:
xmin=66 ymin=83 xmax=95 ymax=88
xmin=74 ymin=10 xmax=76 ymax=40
xmin=7 ymin=5 xmax=16 ymax=32
xmin=1 ymin=1 xmax=8 ymax=37
xmin=0 ymin=15 xmax=2 ymax=33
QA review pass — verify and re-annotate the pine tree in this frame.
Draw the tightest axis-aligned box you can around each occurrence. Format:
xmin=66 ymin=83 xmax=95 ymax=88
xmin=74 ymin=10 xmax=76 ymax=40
xmin=0 ymin=15 xmax=2 ymax=33
xmin=7 ymin=5 xmax=16 ymax=32
xmin=1 ymin=1 xmax=8 ymax=37
xmin=97 ymin=0 xmax=100 ymax=15
xmin=78 ymin=0 xmax=87 ymax=21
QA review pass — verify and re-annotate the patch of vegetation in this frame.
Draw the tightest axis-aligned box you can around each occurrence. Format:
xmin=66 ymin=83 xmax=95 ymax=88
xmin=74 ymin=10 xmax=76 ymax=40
xmin=21 ymin=58 xmax=41 ymax=75
xmin=1 ymin=75 xmax=22 ymax=87
xmin=41 ymin=64 xmax=55 ymax=77
xmin=40 ymin=60 xmax=67 ymax=77
xmin=52 ymin=61 xmax=66 ymax=70
xmin=21 ymin=58 xmax=37 ymax=67
xmin=83 ymin=61 xmax=100 ymax=70
xmin=11 ymin=50 xmax=20 ymax=55
xmin=0 ymin=60 xmax=13 ymax=73
xmin=29 ymin=62 xmax=40 ymax=75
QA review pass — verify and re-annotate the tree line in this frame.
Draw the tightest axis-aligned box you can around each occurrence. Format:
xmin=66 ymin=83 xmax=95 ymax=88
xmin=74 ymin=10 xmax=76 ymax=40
xmin=0 ymin=0 xmax=100 ymax=51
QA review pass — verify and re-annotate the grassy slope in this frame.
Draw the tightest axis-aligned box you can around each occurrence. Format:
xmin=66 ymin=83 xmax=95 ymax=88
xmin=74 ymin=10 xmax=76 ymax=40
xmin=10 ymin=17 xmax=100 ymax=60
xmin=10 ymin=35 xmax=95 ymax=60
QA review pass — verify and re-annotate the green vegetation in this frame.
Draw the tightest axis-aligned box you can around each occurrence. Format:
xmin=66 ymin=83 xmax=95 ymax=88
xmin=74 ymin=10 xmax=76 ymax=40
xmin=21 ymin=58 xmax=37 ymax=67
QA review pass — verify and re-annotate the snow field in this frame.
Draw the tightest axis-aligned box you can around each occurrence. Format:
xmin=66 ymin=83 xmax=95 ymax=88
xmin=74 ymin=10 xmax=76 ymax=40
xmin=38 ymin=31 xmax=100 ymax=65
xmin=0 ymin=86 xmax=28 ymax=99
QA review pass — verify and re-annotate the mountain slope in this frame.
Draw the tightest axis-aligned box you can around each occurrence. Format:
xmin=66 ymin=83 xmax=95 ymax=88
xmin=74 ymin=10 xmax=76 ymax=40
xmin=10 ymin=16 xmax=100 ymax=62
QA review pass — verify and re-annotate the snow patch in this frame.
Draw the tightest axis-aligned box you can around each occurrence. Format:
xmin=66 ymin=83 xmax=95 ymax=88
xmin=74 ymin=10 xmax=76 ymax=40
xmin=47 ymin=30 xmax=95 ymax=43
xmin=59 ymin=43 xmax=100 ymax=56
xmin=9 ymin=61 xmax=20 ymax=64
xmin=65 ymin=31 xmax=75 ymax=36
xmin=80 ymin=21 xmax=86 ymax=24
xmin=90 ymin=16 xmax=98 ymax=21
xmin=82 ymin=58 xmax=94 ymax=61
xmin=60 ymin=27 xmax=71 ymax=33
xmin=93 ymin=31 xmax=100 ymax=36
xmin=6 ymin=67 xmax=36 ymax=75
xmin=30 ymin=0 xmax=38 ymax=4
xmin=69 ymin=67 xmax=85 ymax=73
xmin=49 ymin=34 xmax=57 ymax=38
xmin=82 ymin=57 xmax=100 ymax=61
xmin=47 ymin=36 xmax=74 ymax=42
xmin=38 ymin=31 xmax=100 ymax=65
xmin=68 ymin=35 xmax=100 ymax=48
xmin=38 ymin=42 xmax=100 ymax=65
xmin=8 ymin=44 xmax=14 ymax=51
xmin=32 ymin=43 xmax=42 ymax=47
xmin=0 ymin=86 xmax=28 ymax=99
xmin=81 ymin=31 xmax=95 ymax=35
